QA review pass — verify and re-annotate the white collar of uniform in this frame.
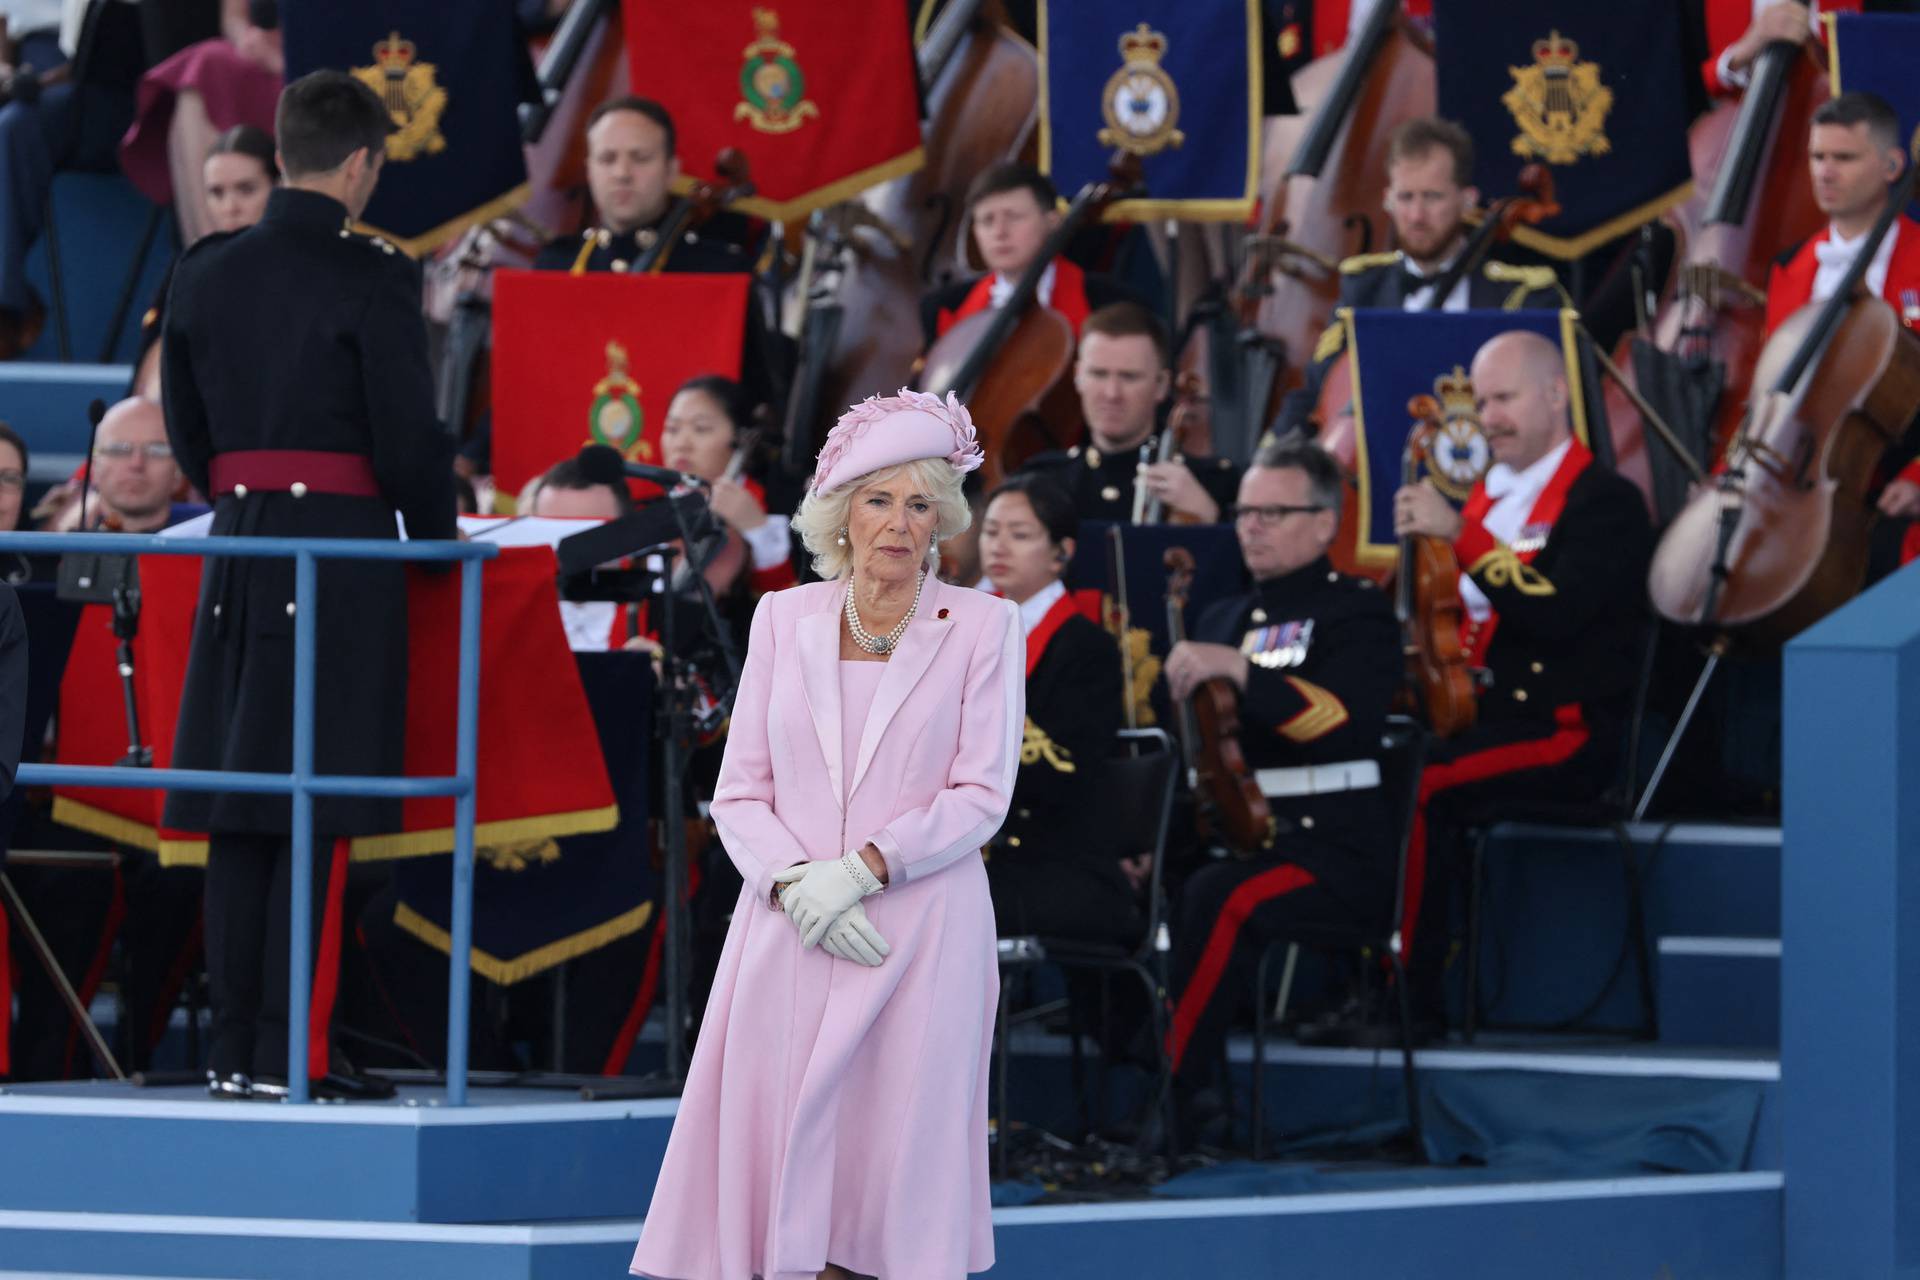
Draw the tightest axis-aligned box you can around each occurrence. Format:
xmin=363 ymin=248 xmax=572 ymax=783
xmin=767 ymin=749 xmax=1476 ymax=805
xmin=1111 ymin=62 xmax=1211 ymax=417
xmin=1484 ymin=436 xmax=1572 ymax=505
xmin=1815 ymin=220 xmax=1899 ymax=296
xmin=1016 ymin=579 xmax=1068 ymax=636
xmin=990 ymin=260 xmax=1056 ymax=310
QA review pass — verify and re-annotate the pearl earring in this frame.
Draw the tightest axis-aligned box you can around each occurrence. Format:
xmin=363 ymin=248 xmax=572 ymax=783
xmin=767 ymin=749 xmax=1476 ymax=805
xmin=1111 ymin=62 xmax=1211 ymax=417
xmin=836 ymin=527 xmax=848 ymax=546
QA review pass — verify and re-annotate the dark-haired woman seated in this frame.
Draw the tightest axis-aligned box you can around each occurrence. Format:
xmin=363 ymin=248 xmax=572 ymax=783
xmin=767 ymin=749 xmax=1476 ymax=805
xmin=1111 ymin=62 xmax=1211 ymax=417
xmin=979 ymin=473 xmax=1140 ymax=948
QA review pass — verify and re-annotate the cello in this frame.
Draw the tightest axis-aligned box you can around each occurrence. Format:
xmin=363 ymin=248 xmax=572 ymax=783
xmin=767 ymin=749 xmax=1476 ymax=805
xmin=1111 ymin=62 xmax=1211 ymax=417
xmin=1164 ymin=547 xmax=1274 ymax=857
xmin=1398 ymin=394 xmax=1476 ymax=736
xmin=1647 ymin=129 xmax=1920 ymax=644
xmin=1315 ymin=165 xmax=1562 ymax=580
xmin=1602 ymin=39 xmax=1831 ymax=519
xmin=918 ymin=157 xmax=1143 ymax=486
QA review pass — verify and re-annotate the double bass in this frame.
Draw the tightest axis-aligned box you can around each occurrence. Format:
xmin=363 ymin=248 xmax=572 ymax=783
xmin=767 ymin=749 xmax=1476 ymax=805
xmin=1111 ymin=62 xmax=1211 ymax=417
xmin=1648 ymin=130 xmax=1920 ymax=644
xmin=1398 ymin=394 xmax=1476 ymax=736
xmin=1164 ymin=547 xmax=1273 ymax=856
xmin=918 ymin=157 xmax=1143 ymax=487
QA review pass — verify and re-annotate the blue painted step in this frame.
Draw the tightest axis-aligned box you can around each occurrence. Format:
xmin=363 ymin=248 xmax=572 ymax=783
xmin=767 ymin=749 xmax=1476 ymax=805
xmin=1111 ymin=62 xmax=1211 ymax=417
xmin=0 ymin=1173 xmax=1785 ymax=1280
xmin=0 ymin=362 xmax=133 ymax=476
xmin=1658 ymin=937 xmax=1781 ymax=1049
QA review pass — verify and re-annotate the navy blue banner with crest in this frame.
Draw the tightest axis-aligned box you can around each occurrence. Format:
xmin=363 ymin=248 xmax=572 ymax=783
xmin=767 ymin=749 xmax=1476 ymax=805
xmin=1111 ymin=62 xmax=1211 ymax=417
xmin=283 ymin=0 xmax=531 ymax=254
xmin=1345 ymin=307 xmax=1588 ymax=570
xmin=391 ymin=654 xmax=655 ymax=986
xmin=1434 ymin=0 xmax=1692 ymax=259
xmin=1827 ymin=12 xmax=1920 ymax=219
xmin=1039 ymin=0 xmax=1261 ymax=221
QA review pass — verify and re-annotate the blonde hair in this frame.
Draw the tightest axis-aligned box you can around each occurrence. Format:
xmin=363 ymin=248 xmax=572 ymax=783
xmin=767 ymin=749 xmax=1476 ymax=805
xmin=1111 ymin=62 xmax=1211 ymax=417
xmin=793 ymin=457 xmax=971 ymax=580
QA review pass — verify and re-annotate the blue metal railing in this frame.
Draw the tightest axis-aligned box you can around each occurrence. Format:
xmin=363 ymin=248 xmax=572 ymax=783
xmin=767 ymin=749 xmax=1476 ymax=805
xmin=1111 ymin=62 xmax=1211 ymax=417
xmin=0 ymin=531 xmax=498 ymax=1105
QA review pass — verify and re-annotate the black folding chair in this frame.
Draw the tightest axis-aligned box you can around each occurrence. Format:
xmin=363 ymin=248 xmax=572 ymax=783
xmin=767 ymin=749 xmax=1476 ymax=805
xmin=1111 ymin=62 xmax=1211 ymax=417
xmin=1248 ymin=716 xmax=1428 ymax=1160
xmin=992 ymin=727 xmax=1179 ymax=1176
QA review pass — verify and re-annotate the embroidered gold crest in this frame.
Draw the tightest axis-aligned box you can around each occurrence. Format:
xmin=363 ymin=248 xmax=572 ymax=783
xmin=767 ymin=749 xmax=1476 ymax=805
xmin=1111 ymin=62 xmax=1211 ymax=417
xmin=1102 ymin=594 xmax=1161 ymax=727
xmin=1020 ymin=717 xmax=1076 ymax=773
xmin=1423 ymin=365 xmax=1491 ymax=502
xmin=1501 ymin=30 xmax=1611 ymax=166
xmin=353 ymin=31 xmax=447 ymax=163
xmin=1097 ymin=24 xmax=1185 ymax=157
xmin=734 ymin=9 xmax=819 ymax=134
xmin=588 ymin=341 xmax=654 ymax=461
xmin=477 ymin=838 xmax=562 ymax=873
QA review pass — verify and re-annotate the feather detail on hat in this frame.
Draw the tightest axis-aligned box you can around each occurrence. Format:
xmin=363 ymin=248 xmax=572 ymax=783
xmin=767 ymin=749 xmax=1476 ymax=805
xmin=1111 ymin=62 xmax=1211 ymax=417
xmin=810 ymin=388 xmax=985 ymax=495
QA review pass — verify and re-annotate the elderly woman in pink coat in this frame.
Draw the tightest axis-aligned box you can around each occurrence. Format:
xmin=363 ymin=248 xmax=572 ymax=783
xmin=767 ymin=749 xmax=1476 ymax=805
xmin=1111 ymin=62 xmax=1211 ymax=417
xmin=632 ymin=390 xmax=1022 ymax=1280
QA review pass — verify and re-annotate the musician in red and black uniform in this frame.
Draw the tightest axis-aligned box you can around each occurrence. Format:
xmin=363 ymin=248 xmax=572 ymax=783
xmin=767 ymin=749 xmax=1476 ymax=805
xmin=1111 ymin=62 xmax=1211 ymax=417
xmin=1763 ymin=91 xmax=1920 ymax=568
xmin=161 ymin=72 xmax=456 ymax=1100
xmin=1695 ymin=0 xmax=1859 ymax=101
xmin=918 ymin=163 xmax=1143 ymax=348
xmin=976 ymin=474 xmax=1136 ymax=946
xmin=1393 ymin=331 xmax=1652 ymax=1027
xmin=1159 ymin=441 xmax=1400 ymax=1126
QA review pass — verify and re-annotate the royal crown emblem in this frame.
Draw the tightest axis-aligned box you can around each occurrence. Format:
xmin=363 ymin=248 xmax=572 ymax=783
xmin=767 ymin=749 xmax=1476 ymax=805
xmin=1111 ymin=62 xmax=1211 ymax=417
xmin=1097 ymin=24 xmax=1185 ymax=157
xmin=734 ymin=8 xmax=819 ymax=135
xmin=1424 ymin=366 xmax=1491 ymax=502
xmin=588 ymin=341 xmax=653 ymax=461
xmin=352 ymin=31 xmax=447 ymax=163
xmin=1501 ymin=30 xmax=1612 ymax=166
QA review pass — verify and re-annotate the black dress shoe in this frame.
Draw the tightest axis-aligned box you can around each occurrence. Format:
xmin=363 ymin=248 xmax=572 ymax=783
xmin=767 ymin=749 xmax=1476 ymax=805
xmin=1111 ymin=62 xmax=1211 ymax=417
xmin=205 ymin=1071 xmax=253 ymax=1100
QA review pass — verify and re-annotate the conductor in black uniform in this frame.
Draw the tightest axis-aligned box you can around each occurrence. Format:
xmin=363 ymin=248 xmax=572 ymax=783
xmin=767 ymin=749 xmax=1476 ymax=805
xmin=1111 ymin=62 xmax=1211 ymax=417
xmin=161 ymin=71 xmax=457 ymax=1100
xmin=1158 ymin=441 xmax=1400 ymax=1135
xmin=1020 ymin=302 xmax=1240 ymax=527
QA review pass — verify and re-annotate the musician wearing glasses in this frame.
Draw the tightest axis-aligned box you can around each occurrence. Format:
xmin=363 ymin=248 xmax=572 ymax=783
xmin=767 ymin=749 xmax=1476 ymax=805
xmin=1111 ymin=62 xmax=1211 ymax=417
xmin=1019 ymin=302 xmax=1241 ymax=526
xmin=42 ymin=397 xmax=188 ymax=533
xmin=1157 ymin=440 xmax=1399 ymax=1143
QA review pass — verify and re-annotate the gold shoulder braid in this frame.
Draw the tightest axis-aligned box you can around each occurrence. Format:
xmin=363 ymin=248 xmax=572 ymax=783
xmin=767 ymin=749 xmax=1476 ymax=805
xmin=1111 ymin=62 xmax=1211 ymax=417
xmin=1020 ymin=716 xmax=1076 ymax=773
xmin=1338 ymin=250 xmax=1400 ymax=275
xmin=1482 ymin=261 xmax=1568 ymax=311
xmin=1468 ymin=543 xmax=1556 ymax=596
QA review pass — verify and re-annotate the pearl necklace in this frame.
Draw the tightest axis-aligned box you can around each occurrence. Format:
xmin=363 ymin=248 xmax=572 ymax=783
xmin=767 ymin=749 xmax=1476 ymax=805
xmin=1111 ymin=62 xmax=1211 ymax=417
xmin=844 ymin=572 xmax=923 ymax=655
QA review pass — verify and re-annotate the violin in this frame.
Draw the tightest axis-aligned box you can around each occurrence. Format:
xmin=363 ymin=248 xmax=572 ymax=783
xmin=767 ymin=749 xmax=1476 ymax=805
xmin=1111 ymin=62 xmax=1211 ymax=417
xmin=1164 ymin=547 xmax=1274 ymax=857
xmin=636 ymin=149 xmax=755 ymax=275
xmin=919 ymin=155 xmax=1145 ymax=487
xmin=1648 ymin=129 xmax=1920 ymax=643
xmin=1398 ymin=395 xmax=1475 ymax=737
xmin=1133 ymin=370 xmax=1206 ymax=525
xmin=1316 ymin=166 xmax=1561 ymax=580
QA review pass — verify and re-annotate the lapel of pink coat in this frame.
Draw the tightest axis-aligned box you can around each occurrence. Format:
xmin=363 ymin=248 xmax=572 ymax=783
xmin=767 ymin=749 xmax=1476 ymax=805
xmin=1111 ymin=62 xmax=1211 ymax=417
xmin=794 ymin=575 xmax=960 ymax=812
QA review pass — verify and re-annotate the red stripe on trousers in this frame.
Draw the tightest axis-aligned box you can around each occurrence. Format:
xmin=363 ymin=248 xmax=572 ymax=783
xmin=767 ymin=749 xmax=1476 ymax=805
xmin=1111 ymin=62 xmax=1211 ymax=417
xmin=1399 ymin=706 xmax=1589 ymax=954
xmin=307 ymin=837 xmax=352 ymax=1082
xmin=65 ymin=866 xmax=127 ymax=1076
xmin=0 ymin=899 xmax=11 ymax=1075
xmin=1166 ymin=863 xmax=1316 ymax=1072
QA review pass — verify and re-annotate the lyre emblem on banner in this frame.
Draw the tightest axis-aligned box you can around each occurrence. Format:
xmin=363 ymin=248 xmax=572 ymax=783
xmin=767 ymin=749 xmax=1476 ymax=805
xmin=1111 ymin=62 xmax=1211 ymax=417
xmin=1424 ymin=366 xmax=1491 ymax=502
xmin=352 ymin=31 xmax=447 ymax=163
xmin=1501 ymin=30 xmax=1612 ymax=166
xmin=1096 ymin=24 xmax=1186 ymax=157
xmin=734 ymin=8 xmax=819 ymax=134
xmin=588 ymin=341 xmax=653 ymax=461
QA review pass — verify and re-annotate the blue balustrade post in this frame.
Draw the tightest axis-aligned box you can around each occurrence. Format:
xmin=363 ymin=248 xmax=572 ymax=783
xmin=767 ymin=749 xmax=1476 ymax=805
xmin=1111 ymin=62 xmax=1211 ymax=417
xmin=287 ymin=548 xmax=318 ymax=1105
xmin=445 ymin=555 xmax=484 ymax=1107
xmin=1782 ymin=562 xmax=1920 ymax=1279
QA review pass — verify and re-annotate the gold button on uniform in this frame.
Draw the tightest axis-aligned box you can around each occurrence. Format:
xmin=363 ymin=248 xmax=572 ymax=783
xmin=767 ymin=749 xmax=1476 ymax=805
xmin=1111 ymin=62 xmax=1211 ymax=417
xmin=1008 ymin=836 xmax=1022 ymax=848
xmin=1529 ymin=661 xmax=1544 ymax=674
xmin=286 ymin=602 xmax=297 ymax=617
xmin=1101 ymin=486 xmax=1121 ymax=502
xmin=1512 ymin=688 xmax=1528 ymax=702
xmin=611 ymin=259 xmax=630 ymax=272
xmin=1301 ymin=815 xmax=1315 ymax=829
xmin=1251 ymin=608 xmax=1268 ymax=623
xmin=290 ymin=482 xmax=308 ymax=498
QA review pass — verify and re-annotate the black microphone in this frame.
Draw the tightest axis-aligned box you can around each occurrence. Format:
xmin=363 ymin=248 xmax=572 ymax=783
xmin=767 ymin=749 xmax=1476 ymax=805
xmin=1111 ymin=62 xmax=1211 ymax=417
xmin=78 ymin=397 xmax=107 ymax=530
xmin=574 ymin=444 xmax=705 ymax=493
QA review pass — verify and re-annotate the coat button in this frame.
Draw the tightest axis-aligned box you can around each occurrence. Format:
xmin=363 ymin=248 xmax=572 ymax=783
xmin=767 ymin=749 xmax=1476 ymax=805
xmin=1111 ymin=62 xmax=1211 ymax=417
xmin=232 ymin=483 xmax=248 ymax=499
xmin=286 ymin=602 xmax=297 ymax=617
xmin=1017 ymin=808 xmax=1031 ymax=819
xmin=610 ymin=259 xmax=630 ymax=272
xmin=1300 ymin=815 xmax=1315 ymax=829
xmin=211 ymin=603 xmax=221 ymax=618
xmin=1008 ymin=836 xmax=1022 ymax=848
xmin=290 ymin=482 xmax=308 ymax=498
xmin=1513 ymin=688 xmax=1528 ymax=702
xmin=1529 ymin=661 xmax=1544 ymax=674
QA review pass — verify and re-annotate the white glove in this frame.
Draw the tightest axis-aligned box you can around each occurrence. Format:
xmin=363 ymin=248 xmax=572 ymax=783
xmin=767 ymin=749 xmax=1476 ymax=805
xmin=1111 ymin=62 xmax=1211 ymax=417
xmin=773 ymin=856 xmax=877 ymax=948
xmin=816 ymin=901 xmax=891 ymax=967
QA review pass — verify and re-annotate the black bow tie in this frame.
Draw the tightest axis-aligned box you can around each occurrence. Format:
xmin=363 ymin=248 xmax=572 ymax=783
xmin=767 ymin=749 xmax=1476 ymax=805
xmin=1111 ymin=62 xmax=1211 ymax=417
xmin=1401 ymin=264 xmax=1437 ymax=296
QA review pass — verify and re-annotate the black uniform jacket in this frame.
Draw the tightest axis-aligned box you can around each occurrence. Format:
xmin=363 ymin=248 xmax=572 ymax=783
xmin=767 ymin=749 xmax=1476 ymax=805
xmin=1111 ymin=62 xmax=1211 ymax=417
xmin=160 ymin=187 xmax=457 ymax=836
xmin=995 ymin=596 xmax=1123 ymax=861
xmin=1456 ymin=454 xmax=1652 ymax=727
xmin=1272 ymin=251 xmax=1564 ymax=438
xmin=1021 ymin=439 xmax=1242 ymax=526
xmin=1190 ymin=556 xmax=1401 ymax=913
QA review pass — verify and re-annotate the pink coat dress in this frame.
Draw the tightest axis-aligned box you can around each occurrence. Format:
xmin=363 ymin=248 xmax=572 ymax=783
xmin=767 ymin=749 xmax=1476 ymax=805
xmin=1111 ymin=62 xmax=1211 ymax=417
xmin=632 ymin=575 xmax=1023 ymax=1280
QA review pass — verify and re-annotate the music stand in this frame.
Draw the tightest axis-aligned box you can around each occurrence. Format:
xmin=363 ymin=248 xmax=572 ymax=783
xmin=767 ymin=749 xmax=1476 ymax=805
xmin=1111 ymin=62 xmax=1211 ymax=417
xmin=55 ymin=553 xmax=151 ymax=768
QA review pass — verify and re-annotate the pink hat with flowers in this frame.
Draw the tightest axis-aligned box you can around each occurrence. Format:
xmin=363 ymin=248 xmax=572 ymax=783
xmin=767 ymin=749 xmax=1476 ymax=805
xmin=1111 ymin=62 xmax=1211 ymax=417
xmin=810 ymin=388 xmax=985 ymax=496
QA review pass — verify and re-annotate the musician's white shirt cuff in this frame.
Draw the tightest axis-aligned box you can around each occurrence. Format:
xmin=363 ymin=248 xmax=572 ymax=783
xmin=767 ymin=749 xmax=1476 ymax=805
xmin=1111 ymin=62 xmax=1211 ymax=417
xmin=743 ymin=514 xmax=792 ymax=571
